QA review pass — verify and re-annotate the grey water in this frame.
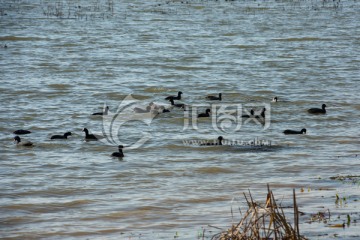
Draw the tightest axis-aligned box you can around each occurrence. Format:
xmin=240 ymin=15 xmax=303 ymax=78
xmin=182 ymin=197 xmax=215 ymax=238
xmin=1 ymin=0 xmax=360 ymax=239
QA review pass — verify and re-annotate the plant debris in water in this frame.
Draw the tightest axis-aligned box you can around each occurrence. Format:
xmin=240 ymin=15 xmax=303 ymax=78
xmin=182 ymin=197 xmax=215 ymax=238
xmin=309 ymin=210 xmax=330 ymax=224
xmin=211 ymin=185 xmax=307 ymax=240
xmin=330 ymin=175 xmax=360 ymax=185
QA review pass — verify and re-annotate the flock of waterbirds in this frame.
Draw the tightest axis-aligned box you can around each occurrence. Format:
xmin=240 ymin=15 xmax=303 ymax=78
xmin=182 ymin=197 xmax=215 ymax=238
xmin=12 ymin=92 xmax=327 ymax=157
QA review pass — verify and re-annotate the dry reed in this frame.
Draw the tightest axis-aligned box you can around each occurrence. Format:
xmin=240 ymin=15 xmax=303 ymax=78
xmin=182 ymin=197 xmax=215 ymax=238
xmin=212 ymin=184 xmax=307 ymax=240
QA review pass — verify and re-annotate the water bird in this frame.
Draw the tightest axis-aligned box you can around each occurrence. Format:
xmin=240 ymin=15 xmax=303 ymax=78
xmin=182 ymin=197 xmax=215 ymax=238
xmin=283 ymin=128 xmax=307 ymax=135
xmin=272 ymin=96 xmax=278 ymax=102
xmin=200 ymin=136 xmax=224 ymax=146
xmin=198 ymin=109 xmax=211 ymax=118
xmin=92 ymin=106 xmax=109 ymax=116
xmin=152 ymin=106 xmax=170 ymax=114
xmin=206 ymin=93 xmax=222 ymax=101
xmin=111 ymin=145 xmax=124 ymax=158
xmin=165 ymin=91 xmax=183 ymax=100
xmin=82 ymin=128 xmax=98 ymax=140
xmin=255 ymin=108 xmax=266 ymax=118
xmin=149 ymin=102 xmax=161 ymax=110
xmin=158 ymin=106 xmax=170 ymax=113
xmin=242 ymin=109 xmax=255 ymax=118
xmin=169 ymin=99 xmax=185 ymax=109
xmin=51 ymin=132 xmax=72 ymax=140
xmin=13 ymin=129 xmax=31 ymax=135
xmin=148 ymin=102 xmax=171 ymax=113
xmin=308 ymin=104 xmax=326 ymax=114
xmin=13 ymin=136 xmax=33 ymax=146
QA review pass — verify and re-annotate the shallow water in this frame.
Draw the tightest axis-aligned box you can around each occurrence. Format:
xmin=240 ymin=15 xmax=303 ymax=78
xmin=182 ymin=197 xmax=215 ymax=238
xmin=1 ymin=0 xmax=360 ymax=239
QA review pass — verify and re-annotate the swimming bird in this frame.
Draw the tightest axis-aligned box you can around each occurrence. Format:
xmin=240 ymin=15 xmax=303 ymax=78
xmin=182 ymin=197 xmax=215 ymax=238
xmin=242 ymin=109 xmax=255 ymax=118
xmin=165 ymin=91 xmax=183 ymax=100
xmin=206 ymin=93 xmax=222 ymax=101
xmin=283 ymin=128 xmax=307 ymax=135
xmin=82 ymin=128 xmax=98 ymax=140
xmin=272 ymin=96 xmax=278 ymax=102
xmin=111 ymin=145 xmax=124 ymax=158
xmin=148 ymin=102 xmax=171 ymax=113
xmin=92 ymin=106 xmax=109 ymax=116
xmin=51 ymin=132 xmax=72 ymax=140
xmin=198 ymin=109 xmax=211 ymax=118
xmin=200 ymin=136 xmax=224 ymax=146
xmin=13 ymin=129 xmax=31 ymax=135
xmin=158 ymin=106 xmax=170 ymax=113
xmin=169 ymin=99 xmax=185 ymax=109
xmin=308 ymin=104 xmax=326 ymax=114
xmin=13 ymin=136 xmax=33 ymax=146
xmin=150 ymin=106 xmax=170 ymax=115
xmin=149 ymin=102 xmax=161 ymax=110
xmin=255 ymin=108 xmax=266 ymax=118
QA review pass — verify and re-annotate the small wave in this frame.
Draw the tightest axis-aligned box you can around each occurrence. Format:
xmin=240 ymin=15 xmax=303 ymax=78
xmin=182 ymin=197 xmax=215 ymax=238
xmin=12 ymin=90 xmax=35 ymax=95
xmin=0 ymin=216 xmax=36 ymax=226
xmin=62 ymin=199 xmax=94 ymax=208
xmin=0 ymin=36 xmax=47 ymax=41
xmin=53 ymin=43 xmax=78 ymax=47
xmin=5 ymin=199 xmax=94 ymax=213
xmin=226 ymin=44 xmax=265 ymax=49
xmin=47 ymin=83 xmax=73 ymax=90
xmin=195 ymin=166 xmax=236 ymax=174
xmin=353 ymin=104 xmax=360 ymax=111
xmin=230 ymin=145 xmax=283 ymax=153
xmin=164 ymin=144 xmax=191 ymax=150
xmin=97 ymin=206 xmax=171 ymax=220
xmin=181 ymin=196 xmax=229 ymax=204
xmin=335 ymin=139 xmax=360 ymax=144
xmin=129 ymin=94 xmax=150 ymax=100
xmin=144 ymin=87 xmax=175 ymax=93
xmin=254 ymin=90 xmax=275 ymax=95
xmin=7 ymin=152 xmax=36 ymax=157
xmin=174 ymin=65 xmax=209 ymax=71
xmin=148 ymin=171 xmax=175 ymax=177
xmin=105 ymin=92 xmax=127 ymax=100
xmin=272 ymin=37 xmax=332 ymax=42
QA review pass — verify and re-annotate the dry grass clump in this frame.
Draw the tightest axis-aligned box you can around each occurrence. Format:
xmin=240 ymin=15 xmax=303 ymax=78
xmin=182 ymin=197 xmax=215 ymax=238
xmin=212 ymin=185 xmax=307 ymax=240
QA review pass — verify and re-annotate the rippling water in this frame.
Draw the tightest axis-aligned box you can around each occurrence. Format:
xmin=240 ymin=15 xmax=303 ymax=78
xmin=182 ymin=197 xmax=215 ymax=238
xmin=1 ymin=0 xmax=360 ymax=239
